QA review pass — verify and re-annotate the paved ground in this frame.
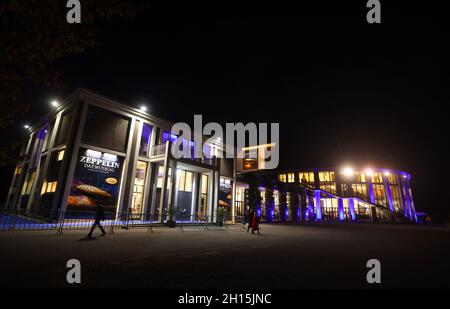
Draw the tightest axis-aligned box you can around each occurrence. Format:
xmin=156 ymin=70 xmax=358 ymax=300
xmin=0 ymin=223 xmax=449 ymax=289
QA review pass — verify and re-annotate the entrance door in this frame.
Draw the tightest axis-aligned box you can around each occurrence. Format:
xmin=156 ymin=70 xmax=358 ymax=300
xmin=131 ymin=161 xmax=148 ymax=215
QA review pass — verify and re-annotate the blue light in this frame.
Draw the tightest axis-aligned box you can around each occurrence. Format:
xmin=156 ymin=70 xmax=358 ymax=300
xmin=349 ymin=198 xmax=356 ymax=221
xmin=338 ymin=199 xmax=345 ymax=221
xmin=314 ymin=190 xmax=322 ymax=221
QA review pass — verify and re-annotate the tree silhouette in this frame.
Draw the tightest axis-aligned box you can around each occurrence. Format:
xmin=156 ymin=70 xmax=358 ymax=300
xmin=0 ymin=0 xmax=140 ymax=164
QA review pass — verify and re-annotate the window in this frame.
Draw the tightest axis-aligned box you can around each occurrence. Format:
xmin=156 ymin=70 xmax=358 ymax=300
xmin=161 ymin=130 xmax=178 ymax=144
xmin=57 ymin=149 xmax=65 ymax=161
xmin=390 ymin=184 xmax=403 ymax=212
xmin=14 ymin=166 xmax=22 ymax=176
xmin=41 ymin=181 xmax=58 ymax=195
xmin=177 ymin=170 xmax=193 ymax=192
xmin=21 ymin=171 xmax=36 ymax=195
xmin=201 ymin=174 xmax=209 ymax=195
xmin=156 ymin=166 xmax=172 ymax=189
xmin=56 ymin=111 xmax=73 ymax=146
xmin=354 ymin=172 xmax=366 ymax=183
xmin=287 ymin=173 xmax=295 ymax=183
xmin=318 ymin=171 xmax=336 ymax=194
xmin=320 ymin=184 xmax=337 ymax=194
xmin=372 ymin=172 xmax=383 ymax=183
xmin=319 ymin=171 xmax=335 ymax=182
xmin=388 ymin=174 xmax=398 ymax=185
xmin=373 ymin=184 xmax=387 ymax=206
xmin=279 ymin=174 xmax=286 ymax=182
xmin=243 ymin=159 xmax=258 ymax=170
xmin=299 ymin=172 xmax=315 ymax=187
xmin=139 ymin=123 xmax=153 ymax=156
xmin=199 ymin=174 xmax=209 ymax=218
xmin=131 ymin=161 xmax=148 ymax=213
xmin=352 ymin=183 xmax=368 ymax=199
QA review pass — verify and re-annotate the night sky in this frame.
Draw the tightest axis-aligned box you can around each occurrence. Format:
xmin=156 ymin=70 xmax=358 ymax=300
xmin=1 ymin=2 xmax=449 ymax=217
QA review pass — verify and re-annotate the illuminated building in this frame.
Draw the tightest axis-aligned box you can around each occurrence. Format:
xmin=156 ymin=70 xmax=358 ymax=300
xmin=252 ymin=168 xmax=417 ymax=223
xmin=4 ymin=89 xmax=238 ymax=223
xmin=4 ymin=89 xmax=417 ymax=224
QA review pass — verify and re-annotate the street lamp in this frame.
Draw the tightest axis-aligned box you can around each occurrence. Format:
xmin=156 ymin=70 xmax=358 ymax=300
xmin=365 ymin=168 xmax=374 ymax=176
xmin=342 ymin=166 xmax=354 ymax=177
xmin=51 ymin=100 xmax=59 ymax=107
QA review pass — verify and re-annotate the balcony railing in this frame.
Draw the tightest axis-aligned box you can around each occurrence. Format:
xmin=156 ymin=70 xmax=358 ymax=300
xmin=150 ymin=143 xmax=167 ymax=157
xmin=150 ymin=143 xmax=217 ymax=166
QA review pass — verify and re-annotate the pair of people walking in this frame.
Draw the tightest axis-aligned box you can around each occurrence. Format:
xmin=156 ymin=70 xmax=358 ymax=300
xmin=245 ymin=210 xmax=260 ymax=235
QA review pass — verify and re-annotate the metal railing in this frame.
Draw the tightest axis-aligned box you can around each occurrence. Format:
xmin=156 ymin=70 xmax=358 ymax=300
xmin=0 ymin=209 xmax=229 ymax=233
xmin=150 ymin=144 xmax=167 ymax=157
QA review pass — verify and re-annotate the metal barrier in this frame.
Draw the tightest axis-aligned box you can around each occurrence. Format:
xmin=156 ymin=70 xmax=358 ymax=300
xmin=0 ymin=209 xmax=227 ymax=234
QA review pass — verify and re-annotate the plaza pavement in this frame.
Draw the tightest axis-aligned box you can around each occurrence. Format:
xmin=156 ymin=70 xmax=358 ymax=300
xmin=0 ymin=223 xmax=449 ymax=289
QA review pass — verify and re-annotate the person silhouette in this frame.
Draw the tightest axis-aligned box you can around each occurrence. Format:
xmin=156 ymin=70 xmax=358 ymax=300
xmin=87 ymin=202 xmax=106 ymax=238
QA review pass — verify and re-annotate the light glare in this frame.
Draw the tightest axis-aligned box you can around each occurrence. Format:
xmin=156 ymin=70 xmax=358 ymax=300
xmin=342 ymin=167 xmax=354 ymax=177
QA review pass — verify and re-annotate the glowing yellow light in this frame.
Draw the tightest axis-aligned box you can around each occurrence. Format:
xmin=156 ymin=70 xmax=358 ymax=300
xmin=365 ymin=168 xmax=374 ymax=176
xmin=342 ymin=167 xmax=354 ymax=177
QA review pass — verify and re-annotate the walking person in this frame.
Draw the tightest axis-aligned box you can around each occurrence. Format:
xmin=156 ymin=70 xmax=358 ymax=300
xmin=251 ymin=211 xmax=260 ymax=235
xmin=246 ymin=209 xmax=254 ymax=233
xmin=87 ymin=202 xmax=106 ymax=238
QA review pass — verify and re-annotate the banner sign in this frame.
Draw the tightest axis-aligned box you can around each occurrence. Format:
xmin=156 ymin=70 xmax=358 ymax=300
xmin=68 ymin=147 xmax=123 ymax=212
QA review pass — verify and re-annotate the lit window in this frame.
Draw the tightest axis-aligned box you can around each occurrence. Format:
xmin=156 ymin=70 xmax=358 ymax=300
xmin=372 ymin=173 xmax=383 ymax=183
xmin=41 ymin=181 xmax=58 ymax=195
xmin=178 ymin=170 xmax=186 ymax=191
xmin=15 ymin=166 xmax=22 ymax=176
xmin=279 ymin=174 xmax=286 ymax=182
xmin=287 ymin=173 xmax=295 ymax=183
xmin=319 ymin=171 xmax=335 ymax=182
xmin=41 ymin=181 xmax=47 ymax=195
xmin=185 ymin=172 xmax=193 ymax=192
xmin=201 ymin=174 xmax=209 ymax=194
xmin=156 ymin=166 xmax=172 ymax=189
xmin=57 ymin=149 xmax=65 ymax=161
xmin=299 ymin=172 xmax=315 ymax=185
xmin=177 ymin=170 xmax=193 ymax=192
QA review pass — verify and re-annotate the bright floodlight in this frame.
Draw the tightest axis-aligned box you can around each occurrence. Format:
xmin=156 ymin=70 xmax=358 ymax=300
xmin=384 ymin=171 xmax=390 ymax=176
xmin=342 ymin=167 xmax=354 ymax=177
xmin=365 ymin=168 xmax=373 ymax=176
xmin=24 ymin=124 xmax=30 ymax=129
xmin=140 ymin=105 xmax=147 ymax=112
xmin=51 ymin=100 xmax=59 ymax=107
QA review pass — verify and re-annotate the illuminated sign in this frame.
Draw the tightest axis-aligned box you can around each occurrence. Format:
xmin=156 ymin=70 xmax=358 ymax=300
xmin=68 ymin=147 xmax=123 ymax=213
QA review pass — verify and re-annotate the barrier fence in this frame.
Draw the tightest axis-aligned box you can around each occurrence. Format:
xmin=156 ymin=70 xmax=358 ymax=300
xmin=0 ymin=209 xmax=244 ymax=233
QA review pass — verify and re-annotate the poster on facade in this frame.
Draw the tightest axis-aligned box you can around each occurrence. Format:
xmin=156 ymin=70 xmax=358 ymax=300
xmin=219 ymin=178 xmax=233 ymax=210
xmin=67 ymin=147 xmax=123 ymax=214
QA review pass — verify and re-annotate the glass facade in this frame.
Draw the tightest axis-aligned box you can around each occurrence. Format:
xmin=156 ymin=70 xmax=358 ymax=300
xmin=299 ymin=172 xmax=315 ymax=188
xmin=318 ymin=171 xmax=336 ymax=194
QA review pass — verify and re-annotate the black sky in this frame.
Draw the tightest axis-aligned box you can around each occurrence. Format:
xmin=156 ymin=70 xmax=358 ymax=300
xmin=2 ymin=1 xmax=449 ymax=217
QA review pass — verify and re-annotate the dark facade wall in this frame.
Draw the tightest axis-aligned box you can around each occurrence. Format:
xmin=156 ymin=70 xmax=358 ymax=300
xmin=220 ymin=158 xmax=234 ymax=178
xmin=82 ymin=105 xmax=131 ymax=152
